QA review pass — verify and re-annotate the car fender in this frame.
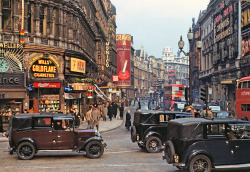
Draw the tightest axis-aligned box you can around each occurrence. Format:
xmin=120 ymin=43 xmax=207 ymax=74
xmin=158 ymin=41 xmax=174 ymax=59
xmin=15 ymin=138 xmax=37 ymax=151
xmin=186 ymin=150 xmax=214 ymax=168
xmin=78 ymin=136 xmax=103 ymax=151
xmin=144 ymin=131 xmax=162 ymax=142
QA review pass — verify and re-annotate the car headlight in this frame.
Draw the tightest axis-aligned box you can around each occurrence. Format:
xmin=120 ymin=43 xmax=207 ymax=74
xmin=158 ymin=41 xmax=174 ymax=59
xmin=95 ymin=129 xmax=100 ymax=137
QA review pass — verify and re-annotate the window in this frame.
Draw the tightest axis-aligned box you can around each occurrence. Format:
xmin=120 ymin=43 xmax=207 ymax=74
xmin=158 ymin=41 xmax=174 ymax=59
xmin=241 ymin=104 xmax=250 ymax=111
xmin=27 ymin=2 xmax=32 ymax=33
xmin=243 ymin=81 xmax=248 ymax=89
xmin=206 ymin=124 xmax=226 ymax=137
xmin=40 ymin=5 xmax=46 ymax=36
xmin=2 ymin=0 xmax=11 ymax=31
xmin=33 ymin=117 xmax=52 ymax=128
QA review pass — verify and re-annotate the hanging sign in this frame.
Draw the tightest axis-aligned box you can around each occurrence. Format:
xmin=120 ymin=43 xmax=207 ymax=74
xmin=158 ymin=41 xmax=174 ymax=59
xmin=33 ymin=82 xmax=61 ymax=88
xmin=27 ymin=84 xmax=33 ymax=91
xmin=96 ymin=76 xmax=104 ymax=85
xmin=65 ymin=85 xmax=73 ymax=92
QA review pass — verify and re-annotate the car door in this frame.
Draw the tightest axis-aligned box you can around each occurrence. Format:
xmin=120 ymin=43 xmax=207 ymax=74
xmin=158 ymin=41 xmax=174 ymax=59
xmin=205 ymin=123 xmax=233 ymax=165
xmin=52 ymin=119 xmax=74 ymax=149
xmin=228 ymin=124 xmax=250 ymax=164
xmin=32 ymin=117 xmax=55 ymax=149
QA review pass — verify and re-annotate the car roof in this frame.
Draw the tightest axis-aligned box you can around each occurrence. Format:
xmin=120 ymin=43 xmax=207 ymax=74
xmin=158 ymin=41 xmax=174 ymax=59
xmin=13 ymin=113 xmax=74 ymax=119
xmin=137 ymin=110 xmax=192 ymax=115
xmin=169 ymin=118 xmax=250 ymax=126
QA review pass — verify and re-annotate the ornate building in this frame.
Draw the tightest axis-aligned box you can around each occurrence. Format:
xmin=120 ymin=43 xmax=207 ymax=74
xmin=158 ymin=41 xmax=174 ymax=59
xmin=0 ymin=0 xmax=116 ymax=115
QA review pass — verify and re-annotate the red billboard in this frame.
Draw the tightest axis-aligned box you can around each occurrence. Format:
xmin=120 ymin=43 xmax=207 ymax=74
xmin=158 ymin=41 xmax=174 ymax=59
xmin=33 ymin=82 xmax=61 ymax=88
xmin=116 ymin=34 xmax=131 ymax=86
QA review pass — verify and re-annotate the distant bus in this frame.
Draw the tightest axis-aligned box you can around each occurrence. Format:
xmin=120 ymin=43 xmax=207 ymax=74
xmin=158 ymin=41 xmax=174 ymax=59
xmin=236 ymin=76 xmax=250 ymax=119
xmin=163 ymin=84 xmax=185 ymax=110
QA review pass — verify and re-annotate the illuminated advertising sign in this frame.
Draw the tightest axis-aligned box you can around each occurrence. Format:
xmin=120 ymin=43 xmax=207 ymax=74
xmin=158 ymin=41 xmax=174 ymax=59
xmin=116 ymin=34 xmax=131 ymax=86
xmin=33 ymin=82 xmax=61 ymax=88
xmin=31 ymin=58 xmax=57 ymax=78
xmin=71 ymin=58 xmax=86 ymax=73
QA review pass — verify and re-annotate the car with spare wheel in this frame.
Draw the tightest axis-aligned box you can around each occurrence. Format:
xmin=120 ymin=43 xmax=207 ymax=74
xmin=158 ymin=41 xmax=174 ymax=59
xmin=131 ymin=110 xmax=193 ymax=153
xmin=162 ymin=118 xmax=250 ymax=172
xmin=8 ymin=113 xmax=106 ymax=160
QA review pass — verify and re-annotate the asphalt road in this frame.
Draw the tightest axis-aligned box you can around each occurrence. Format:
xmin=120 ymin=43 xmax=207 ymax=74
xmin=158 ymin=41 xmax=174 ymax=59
xmin=0 ymin=106 xmax=249 ymax=172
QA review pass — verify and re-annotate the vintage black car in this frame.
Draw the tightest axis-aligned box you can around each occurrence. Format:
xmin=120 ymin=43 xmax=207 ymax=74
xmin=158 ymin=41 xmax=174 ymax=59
xmin=8 ymin=113 xmax=106 ymax=160
xmin=162 ymin=118 xmax=250 ymax=172
xmin=131 ymin=111 xmax=193 ymax=153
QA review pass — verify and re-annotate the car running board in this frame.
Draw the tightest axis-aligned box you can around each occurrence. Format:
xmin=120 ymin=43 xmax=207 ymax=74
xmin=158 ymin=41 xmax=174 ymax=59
xmin=38 ymin=150 xmax=83 ymax=153
xmin=215 ymin=163 xmax=250 ymax=169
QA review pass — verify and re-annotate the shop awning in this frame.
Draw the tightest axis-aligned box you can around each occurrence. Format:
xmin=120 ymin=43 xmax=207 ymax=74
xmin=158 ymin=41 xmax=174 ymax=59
xmin=94 ymin=90 xmax=105 ymax=100
xmin=94 ymin=84 xmax=110 ymax=101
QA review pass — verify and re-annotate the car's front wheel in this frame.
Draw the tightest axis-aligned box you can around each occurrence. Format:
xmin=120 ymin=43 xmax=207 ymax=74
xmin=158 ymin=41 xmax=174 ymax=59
xmin=145 ymin=136 xmax=162 ymax=153
xmin=17 ymin=142 xmax=36 ymax=160
xmin=189 ymin=154 xmax=212 ymax=172
xmin=85 ymin=141 xmax=104 ymax=159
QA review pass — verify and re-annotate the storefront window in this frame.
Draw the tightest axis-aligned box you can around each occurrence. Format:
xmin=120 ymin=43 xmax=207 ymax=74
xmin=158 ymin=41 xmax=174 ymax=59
xmin=2 ymin=0 xmax=11 ymax=31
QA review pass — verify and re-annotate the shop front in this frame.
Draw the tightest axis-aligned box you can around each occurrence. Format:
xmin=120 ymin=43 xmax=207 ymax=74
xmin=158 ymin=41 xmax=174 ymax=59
xmin=28 ymin=54 xmax=63 ymax=113
xmin=0 ymin=43 xmax=25 ymax=130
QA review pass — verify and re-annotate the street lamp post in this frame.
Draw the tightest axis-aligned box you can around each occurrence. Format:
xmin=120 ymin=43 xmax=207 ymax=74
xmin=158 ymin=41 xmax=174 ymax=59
xmin=178 ymin=28 xmax=202 ymax=105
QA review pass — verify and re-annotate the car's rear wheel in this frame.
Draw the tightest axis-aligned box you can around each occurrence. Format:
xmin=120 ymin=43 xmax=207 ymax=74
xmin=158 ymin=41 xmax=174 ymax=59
xmin=131 ymin=126 xmax=137 ymax=142
xmin=165 ymin=141 xmax=175 ymax=164
xmin=17 ymin=142 xmax=36 ymax=160
xmin=85 ymin=141 xmax=104 ymax=159
xmin=145 ymin=136 xmax=162 ymax=153
xmin=189 ymin=154 xmax=212 ymax=172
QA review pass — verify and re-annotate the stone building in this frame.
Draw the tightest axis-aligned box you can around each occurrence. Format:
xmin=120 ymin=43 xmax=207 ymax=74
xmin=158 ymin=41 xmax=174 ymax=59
xmin=162 ymin=47 xmax=189 ymax=86
xmin=0 ymin=0 xmax=116 ymax=115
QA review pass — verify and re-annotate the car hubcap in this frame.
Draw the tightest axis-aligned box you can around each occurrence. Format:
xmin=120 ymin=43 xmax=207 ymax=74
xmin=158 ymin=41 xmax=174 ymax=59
xmin=20 ymin=146 xmax=32 ymax=158
xmin=193 ymin=159 xmax=208 ymax=172
xmin=89 ymin=145 xmax=101 ymax=155
xmin=149 ymin=140 xmax=158 ymax=150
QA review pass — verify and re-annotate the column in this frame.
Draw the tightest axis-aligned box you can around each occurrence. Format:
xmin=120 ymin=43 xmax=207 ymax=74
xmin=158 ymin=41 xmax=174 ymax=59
xmin=24 ymin=0 xmax=28 ymax=33
xmin=34 ymin=2 xmax=40 ymax=36
xmin=12 ymin=0 xmax=19 ymax=33
xmin=47 ymin=5 xmax=53 ymax=38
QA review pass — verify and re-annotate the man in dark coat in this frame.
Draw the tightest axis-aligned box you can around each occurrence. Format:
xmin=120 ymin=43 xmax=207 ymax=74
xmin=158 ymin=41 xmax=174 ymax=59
xmin=119 ymin=102 xmax=124 ymax=120
xmin=74 ymin=109 xmax=81 ymax=127
xmin=112 ymin=102 xmax=118 ymax=118
xmin=125 ymin=109 xmax=131 ymax=130
xmin=0 ymin=111 xmax=4 ymax=137
xmin=107 ymin=102 xmax=113 ymax=121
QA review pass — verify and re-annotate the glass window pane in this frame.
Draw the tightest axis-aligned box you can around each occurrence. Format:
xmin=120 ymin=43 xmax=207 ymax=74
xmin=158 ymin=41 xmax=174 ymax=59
xmin=242 ymin=104 xmax=247 ymax=111
xmin=247 ymin=105 xmax=250 ymax=111
xmin=238 ymin=82 xmax=242 ymax=89
xmin=243 ymin=82 xmax=247 ymax=89
xmin=3 ymin=0 xmax=10 ymax=8
xmin=2 ymin=9 xmax=11 ymax=31
xmin=172 ymin=87 xmax=178 ymax=91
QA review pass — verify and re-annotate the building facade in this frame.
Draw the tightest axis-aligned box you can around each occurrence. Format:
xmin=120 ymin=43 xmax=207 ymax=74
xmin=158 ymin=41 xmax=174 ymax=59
xmin=0 ymin=0 xmax=116 ymax=116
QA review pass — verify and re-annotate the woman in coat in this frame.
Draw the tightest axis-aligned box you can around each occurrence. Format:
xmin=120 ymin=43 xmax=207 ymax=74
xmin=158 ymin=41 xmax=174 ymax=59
xmin=125 ymin=109 xmax=131 ymax=130
xmin=107 ymin=102 xmax=113 ymax=121
xmin=102 ymin=103 xmax=108 ymax=121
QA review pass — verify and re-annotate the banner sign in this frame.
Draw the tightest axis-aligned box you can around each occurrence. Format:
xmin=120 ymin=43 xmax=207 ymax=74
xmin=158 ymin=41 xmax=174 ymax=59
xmin=65 ymin=93 xmax=81 ymax=99
xmin=116 ymin=34 xmax=131 ymax=86
xmin=33 ymin=82 xmax=61 ymax=88
xmin=71 ymin=58 xmax=86 ymax=73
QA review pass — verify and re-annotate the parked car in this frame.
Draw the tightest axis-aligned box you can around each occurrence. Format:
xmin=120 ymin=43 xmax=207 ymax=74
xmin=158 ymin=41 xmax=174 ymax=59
xmin=209 ymin=105 xmax=221 ymax=111
xmin=212 ymin=111 xmax=233 ymax=118
xmin=130 ymin=111 xmax=193 ymax=153
xmin=162 ymin=118 xmax=250 ymax=171
xmin=173 ymin=102 xmax=185 ymax=112
xmin=8 ymin=113 xmax=106 ymax=160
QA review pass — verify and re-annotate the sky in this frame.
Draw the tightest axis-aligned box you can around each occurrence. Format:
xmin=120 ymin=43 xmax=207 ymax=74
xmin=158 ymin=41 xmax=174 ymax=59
xmin=111 ymin=0 xmax=210 ymax=58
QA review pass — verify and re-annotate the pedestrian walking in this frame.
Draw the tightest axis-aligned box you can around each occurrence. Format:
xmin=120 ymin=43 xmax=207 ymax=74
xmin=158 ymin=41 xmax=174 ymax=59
xmin=112 ymin=101 xmax=118 ymax=118
xmin=207 ymin=108 xmax=213 ymax=118
xmin=0 ymin=111 xmax=4 ymax=137
xmin=119 ymin=102 xmax=124 ymax=120
xmin=125 ymin=109 xmax=131 ymax=130
xmin=86 ymin=106 xmax=93 ymax=129
xmin=5 ymin=111 xmax=13 ymax=138
xmin=91 ymin=107 xmax=100 ymax=131
xmin=108 ymin=102 xmax=113 ymax=121
xmin=102 ymin=103 xmax=108 ymax=121
xmin=74 ymin=109 xmax=81 ymax=127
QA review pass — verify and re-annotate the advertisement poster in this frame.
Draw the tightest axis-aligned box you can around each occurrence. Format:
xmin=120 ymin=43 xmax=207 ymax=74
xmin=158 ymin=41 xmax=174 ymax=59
xmin=116 ymin=34 xmax=131 ymax=86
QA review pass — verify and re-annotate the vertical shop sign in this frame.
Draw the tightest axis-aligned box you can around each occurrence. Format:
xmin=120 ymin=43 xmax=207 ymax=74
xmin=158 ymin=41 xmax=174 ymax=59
xmin=116 ymin=34 xmax=131 ymax=86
